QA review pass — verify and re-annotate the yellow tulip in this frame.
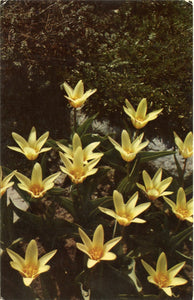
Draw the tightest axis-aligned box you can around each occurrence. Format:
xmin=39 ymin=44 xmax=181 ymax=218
xmin=173 ymin=131 xmax=193 ymax=158
xmin=62 ymin=80 xmax=97 ymax=108
xmin=163 ymin=187 xmax=193 ymax=222
xmin=16 ymin=163 xmax=60 ymax=198
xmin=109 ymin=130 xmax=149 ymax=162
xmin=0 ymin=166 xmax=16 ymax=197
xmin=7 ymin=239 xmax=57 ymax=286
xmin=123 ymin=98 xmax=163 ymax=129
xmin=57 ymin=133 xmax=103 ymax=163
xmin=141 ymin=252 xmax=187 ymax=297
xmin=76 ymin=224 xmax=122 ymax=268
xmin=99 ymin=190 xmax=151 ymax=226
xmin=137 ymin=168 xmax=173 ymax=201
xmin=59 ymin=146 xmax=101 ymax=184
xmin=8 ymin=126 xmax=51 ymax=160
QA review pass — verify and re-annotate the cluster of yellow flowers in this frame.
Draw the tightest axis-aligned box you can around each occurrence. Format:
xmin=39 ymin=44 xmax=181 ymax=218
xmin=1 ymin=80 xmax=193 ymax=296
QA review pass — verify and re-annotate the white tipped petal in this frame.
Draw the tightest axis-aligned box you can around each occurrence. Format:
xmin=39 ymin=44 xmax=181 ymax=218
xmin=25 ymin=240 xmax=38 ymax=266
xmin=113 ymin=190 xmax=125 ymax=215
xmin=39 ymin=250 xmax=57 ymax=267
xmin=101 ymin=252 xmax=116 ymax=261
xmin=12 ymin=132 xmax=28 ymax=149
xmin=87 ymin=259 xmax=98 ymax=268
xmin=28 ymin=127 xmax=37 ymax=146
xmin=78 ymin=228 xmax=93 ymax=249
xmin=23 ymin=277 xmax=34 ymax=286
xmin=156 ymin=252 xmax=167 ymax=273
xmin=31 ymin=163 xmax=42 ymax=185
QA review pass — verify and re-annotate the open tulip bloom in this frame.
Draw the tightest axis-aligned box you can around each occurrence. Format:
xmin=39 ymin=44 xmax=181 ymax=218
xmin=99 ymin=190 xmax=151 ymax=226
xmin=136 ymin=168 xmax=173 ymax=201
xmin=141 ymin=252 xmax=187 ymax=297
xmin=59 ymin=146 xmax=101 ymax=184
xmin=163 ymin=187 xmax=193 ymax=222
xmin=62 ymin=80 xmax=97 ymax=108
xmin=6 ymin=239 xmax=57 ymax=286
xmin=123 ymin=98 xmax=163 ymax=129
xmin=0 ymin=166 xmax=16 ymax=197
xmin=108 ymin=130 xmax=149 ymax=162
xmin=76 ymin=224 xmax=122 ymax=268
xmin=8 ymin=126 xmax=51 ymax=160
xmin=173 ymin=131 xmax=193 ymax=159
xmin=15 ymin=163 xmax=60 ymax=198
xmin=57 ymin=133 xmax=103 ymax=163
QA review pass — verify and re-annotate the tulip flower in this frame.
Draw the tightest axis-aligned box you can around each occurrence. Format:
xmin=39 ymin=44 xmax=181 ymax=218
xmin=99 ymin=190 xmax=151 ymax=226
xmin=141 ymin=252 xmax=187 ymax=297
xmin=15 ymin=163 xmax=60 ymax=198
xmin=136 ymin=168 xmax=173 ymax=201
xmin=109 ymin=130 xmax=149 ymax=162
xmin=62 ymin=80 xmax=97 ymax=108
xmin=59 ymin=146 xmax=101 ymax=184
xmin=0 ymin=166 xmax=16 ymax=197
xmin=163 ymin=187 xmax=193 ymax=222
xmin=123 ymin=98 xmax=163 ymax=129
xmin=7 ymin=239 xmax=57 ymax=286
xmin=173 ymin=131 xmax=193 ymax=159
xmin=57 ymin=133 xmax=103 ymax=163
xmin=8 ymin=126 xmax=51 ymax=160
xmin=76 ymin=224 xmax=122 ymax=268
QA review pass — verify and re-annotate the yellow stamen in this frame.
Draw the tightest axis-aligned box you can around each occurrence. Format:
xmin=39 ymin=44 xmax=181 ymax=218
xmin=22 ymin=264 xmax=39 ymax=278
xmin=30 ymin=184 xmax=44 ymax=196
xmin=175 ymin=208 xmax=190 ymax=220
xmin=89 ymin=247 xmax=103 ymax=260
xmin=155 ymin=273 xmax=169 ymax=288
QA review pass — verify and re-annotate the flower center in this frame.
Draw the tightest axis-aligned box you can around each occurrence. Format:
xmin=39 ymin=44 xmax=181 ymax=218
xmin=117 ymin=213 xmax=133 ymax=226
xmin=70 ymin=168 xmax=85 ymax=183
xmin=175 ymin=207 xmax=190 ymax=220
xmin=22 ymin=264 xmax=39 ymax=278
xmin=89 ymin=247 xmax=103 ymax=260
xmin=147 ymin=188 xmax=160 ymax=200
xmin=30 ymin=184 xmax=44 ymax=197
xmin=155 ymin=273 xmax=169 ymax=288
xmin=23 ymin=147 xmax=38 ymax=160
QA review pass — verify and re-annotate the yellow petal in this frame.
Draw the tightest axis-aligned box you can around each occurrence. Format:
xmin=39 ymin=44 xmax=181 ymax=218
xmin=38 ymin=249 xmax=57 ymax=267
xmin=63 ymin=81 xmax=73 ymax=97
xmin=78 ymin=228 xmax=92 ymax=249
xmin=121 ymin=130 xmax=131 ymax=150
xmin=168 ymin=261 xmax=185 ymax=279
xmin=98 ymin=206 xmax=117 ymax=219
xmin=136 ymin=98 xmax=147 ymax=119
xmin=23 ymin=277 xmax=34 ymax=286
xmin=72 ymin=133 xmax=82 ymax=152
xmin=126 ymin=191 xmax=139 ymax=211
xmin=28 ymin=126 xmax=37 ymax=146
xmin=156 ymin=252 xmax=167 ymax=274
xmin=141 ymin=259 xmax=156 ymax=277
xmin=16 ymin=172 xmax=31 ymax=187
xmin=162 ymin=287 xmax=172 ymax=296
xmin=101 ymin=252 xmax=116 ymax=261
xmin=176 ymin=187 xmax=186 ymax=208
xmin=87 ymin=258 xmax=98 ymax=268
xmin=152 ymin=168 xmax=162 ymax=186
xmin=25 ymin=240 xmax=38 ymax=266
xmin=35 ymin=131 xmax=49 ymax=151
xmin=103 ymin=236 xmax=122 ymax=253
xmin=73 ymin=80 xmax=84 ymax=98
xmin=31 ymin=163 xmax=42 ymax=185
xmin=76 ymin=243 xmax=90 ymax=257
xmin=113 ymin=190 xmax=125 ymax=215
xmin=12 ymin=132 xmax=28 ymax=149
xmin=6 ymin=248 xmax=25 ymax=268
xmin=170 ymin=277 xmax=187 ymax=286
xmin=142 ymin=170 xmax=153 ymax=189
xmin=93 ymin=224 xmax=104 ymax=249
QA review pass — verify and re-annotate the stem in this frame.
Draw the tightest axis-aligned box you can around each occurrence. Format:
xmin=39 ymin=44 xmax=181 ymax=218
xmin=112 ymin=220 xmax=117 ymax=238
xmin=127 ymin=162 xmax=130 ymax=179
xmin=181 ymin=158 xmax=187 ymax=187
xmin=73 ymin=107 xmax=77 ymax=132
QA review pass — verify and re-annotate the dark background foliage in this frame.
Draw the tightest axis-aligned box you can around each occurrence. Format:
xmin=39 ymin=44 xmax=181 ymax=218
xmin=1 ymin=0 xmax=192 ymax=167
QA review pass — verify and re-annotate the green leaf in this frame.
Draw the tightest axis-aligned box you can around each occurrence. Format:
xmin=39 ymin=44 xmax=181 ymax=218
xmin=48 ymin=187 xmax=66 ymax=195
xmin=173 ymin=153 xmax=183 ymax=180
xmin=55 ymin=196 xmax=75 ymax=217
xmin=138 ymin=150 xmax=175 ymax=163
xmin=10 ymin=201 xmax=44 ymax=229
xmin=184 ymin=185 xmax=193 ymax=196
xmin=170 ymin=226 xmax=193 ymax=249
xmin=77 ymin=113 xmax=98 ymax=137
xmin=117 ymin=159 xmax=140 ymax=194
xmin=89 ymin=196 xmax=113 ymax=217
xmin=175 ymin=250 xmax=193 ymax=261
